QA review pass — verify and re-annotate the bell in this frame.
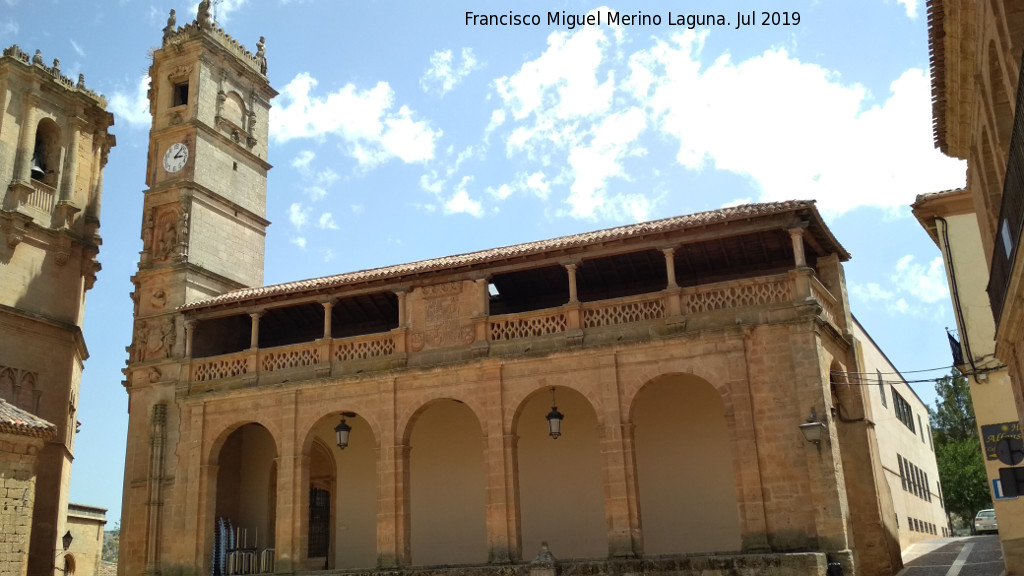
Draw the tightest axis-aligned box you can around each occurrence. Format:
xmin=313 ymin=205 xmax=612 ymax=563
xmin=30 ymin=154 xmax=45 ymax=180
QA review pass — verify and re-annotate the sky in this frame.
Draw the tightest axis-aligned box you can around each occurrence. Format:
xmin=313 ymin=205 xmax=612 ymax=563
xmin=1 ymin=0 xmax=969 ymax=524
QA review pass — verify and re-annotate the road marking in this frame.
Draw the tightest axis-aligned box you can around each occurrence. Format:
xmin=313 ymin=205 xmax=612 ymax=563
xmin=945 ymin=542 xmax=974 ymax=576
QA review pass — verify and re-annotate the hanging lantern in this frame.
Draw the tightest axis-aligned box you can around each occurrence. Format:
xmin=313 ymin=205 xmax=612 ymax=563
xmin=335 ymin=411 xmax=356 ymax=449
xmin=546 ymin=388 xmax=564 ymax=439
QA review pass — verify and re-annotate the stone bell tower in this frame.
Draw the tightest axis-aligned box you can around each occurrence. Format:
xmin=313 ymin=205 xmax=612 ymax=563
xmin=0 ymin=45 xmax=115 ymax=575
xmin=119 ymin=3 xmax=275 ymax=573
xmin=127 ymin=3 xmax=275 ymax=371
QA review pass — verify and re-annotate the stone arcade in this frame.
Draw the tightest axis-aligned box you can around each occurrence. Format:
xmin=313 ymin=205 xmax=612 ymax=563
xmin=120 ymin=5 xmax=919 ymax=576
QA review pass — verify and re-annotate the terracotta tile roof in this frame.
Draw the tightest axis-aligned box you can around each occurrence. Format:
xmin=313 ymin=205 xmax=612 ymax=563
xmin=182 ymin=199 xmax=837 ymax=311
xmin=927 ymin=0 xmax=949 ymax=151
xmin=0 ymin=397 xmax=55 ymax=439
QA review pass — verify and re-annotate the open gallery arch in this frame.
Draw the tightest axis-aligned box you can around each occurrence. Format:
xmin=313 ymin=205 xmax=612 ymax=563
xmin=213 ymin=423 xmax=278 ymax=574
xmin=303 ymin=413 xmax=376 ymax=570
xmin=407 ymin=399 xmax=488 ymax=566
xmin=632 ymin=374 xmax=741 ymax=554
xmin=515 ymin=386 xmax=605 ymax=559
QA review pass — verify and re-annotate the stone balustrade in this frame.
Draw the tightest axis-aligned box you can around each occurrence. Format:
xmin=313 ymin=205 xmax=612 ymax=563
xmin=183 ymin=270 xmax=846 ymax=389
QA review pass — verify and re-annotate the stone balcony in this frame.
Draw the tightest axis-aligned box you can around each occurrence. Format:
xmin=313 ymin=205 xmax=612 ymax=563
xmin=181 ymin=268 xmax=846 ymax=395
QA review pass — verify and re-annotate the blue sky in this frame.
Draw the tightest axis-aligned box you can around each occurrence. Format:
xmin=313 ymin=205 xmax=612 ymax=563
xmin=2 ymin=0 xmax=966 ymax=523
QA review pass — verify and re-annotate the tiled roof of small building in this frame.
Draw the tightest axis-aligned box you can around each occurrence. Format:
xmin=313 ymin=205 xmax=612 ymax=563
xmin=183 ymin=199 xmax=843 ymax=311
xmin=0 ymin=398 xmax=56 ymax=439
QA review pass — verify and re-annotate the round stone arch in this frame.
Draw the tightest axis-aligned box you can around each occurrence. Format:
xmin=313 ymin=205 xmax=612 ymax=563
xmin=502 ymin=379 xmax=605 ymax=436
xmin=296 ymin=401 xmax=382 ymax=455
xmin=402 ymin=397 xmax=488 ymax=565
xmin=628 ymin=372 xmax=742 ymax=554
xmin=203 ymin=420 xmax=281 ymax=573
xmin=296 ymin=407 xmax=379 ymax=570
xmin=511 ymin=385 xmax=606 ymax=560
xmin=396 ymin=388 xmax=489 ymax=445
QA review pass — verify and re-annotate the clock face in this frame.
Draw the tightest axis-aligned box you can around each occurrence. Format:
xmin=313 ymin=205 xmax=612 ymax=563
xmin=163 ymin=142 xmax=189 ymax=173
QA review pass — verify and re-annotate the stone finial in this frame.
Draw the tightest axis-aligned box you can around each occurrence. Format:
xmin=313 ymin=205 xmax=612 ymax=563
xmin=256 ymin=36 xmax=267 ymax=75
xmin=32 ymin=49 xmax=43 ymax=65
xmin=163 ymin=9 xmax=176 ymax=41
xmin=77 ymin=74 xmax=86 ymax=89
xmin=52 ymin=58 xmax=60 ymax=73
xmin=198 ymin=0 xmax=213 ymax=30
xmin=530 ymin=541 xmax=556 ymax=566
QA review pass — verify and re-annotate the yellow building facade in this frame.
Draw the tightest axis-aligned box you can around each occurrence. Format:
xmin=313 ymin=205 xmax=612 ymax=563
xmin=115 ymin=5 xmax=954 ymax=576
xmin=914 ymin=188 xmax=1024 ymax=573
xmin=0 ymin=43 xmax=115 ymax=576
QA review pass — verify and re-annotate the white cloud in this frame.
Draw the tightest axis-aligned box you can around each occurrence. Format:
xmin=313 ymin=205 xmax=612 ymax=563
xmin=849 ymin=282 xmax=895 ymax=303
xmin=318 ymin=212 xmax=338 ymax=230
xmin=525 ymin=171 xmax=550 ymax=199
xmin=271 ymin=74 xmax=440 ymax=167
xmin=896 ymin=0 xmax=918 ymax=18
xmin=107 ymin=75 xmax=151 ymax=128
xmin=495 ymin=23 xmax=615 ymax=121
xmin=290 ymin=237 xmax=307 ymax=249
xmin=627 ymin=32 xmax=965 ymax=216
xmin=848 ymin=255 xmax=949 ymax=317
xmin=70 ymin=39 xmax=85 ymax=57
xmin=444 ymin=177 xmax=483 ymax=217
xmin=291 ymin=150 xmax=315 ymax=171
xmin=288 ymin=203 xmax=310 ymax=229
xmin=421 ymin=47 xmax=481 ymax=95
xmin=892 ymin=255 xmax=949 ymax=303
xmin=209 ymin=0 xmax=246 ymax=23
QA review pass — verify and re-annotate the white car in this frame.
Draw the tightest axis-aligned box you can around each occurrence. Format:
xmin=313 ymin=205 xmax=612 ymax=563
xmin=974 ymin=509 xmax=998 ymax=535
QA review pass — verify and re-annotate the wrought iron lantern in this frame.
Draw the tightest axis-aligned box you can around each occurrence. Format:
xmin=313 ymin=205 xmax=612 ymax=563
xmin=546 ymin=388 xmax=564 ymax=439
xmin=62 ymin=530 xmax=73 ymax=552
xmin=335 ymin=411 xmax=356 ymax=450
xmin=798 ymin=408 xmax=827 ymax=447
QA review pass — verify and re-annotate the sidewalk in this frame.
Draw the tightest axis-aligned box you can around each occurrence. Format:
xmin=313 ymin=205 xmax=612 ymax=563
xmin=897 ymin=535 xmax=1005 ymax=576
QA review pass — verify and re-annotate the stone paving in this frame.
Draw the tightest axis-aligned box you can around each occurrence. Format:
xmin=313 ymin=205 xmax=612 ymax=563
xmin=899 ymin=535 xmax=1006 ymax=576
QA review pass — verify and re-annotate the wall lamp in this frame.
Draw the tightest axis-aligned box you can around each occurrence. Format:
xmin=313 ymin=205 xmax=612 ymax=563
xmin=335 ymin=411 xmax=356 ymax=450
xmin=546 ymin=387 xmax=564 ymax=439
xmin=799 ymin=408 xmax=828 ymax=448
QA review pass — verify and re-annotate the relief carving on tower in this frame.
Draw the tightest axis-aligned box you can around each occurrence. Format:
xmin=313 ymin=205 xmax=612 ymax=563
xmin=131 ymin=318 xmax=177 ymax=362
xmin=0 ymin=365 xmax=41 ymax=414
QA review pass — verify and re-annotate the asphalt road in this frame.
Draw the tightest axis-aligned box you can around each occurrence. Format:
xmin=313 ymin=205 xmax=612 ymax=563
xmin=898 ymin=535 xmax=1005 ymax=576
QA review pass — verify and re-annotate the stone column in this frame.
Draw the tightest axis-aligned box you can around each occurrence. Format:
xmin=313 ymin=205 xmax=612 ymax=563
xmin=15 ymin=94 xmax=37 ymax=183
xmin=60 ymin=118 xmax=84 ymax=203
xmin=322 ymin=300 xmax=334 ymax=339
xmin=662 ymin=247 xmax=677 ymax=288
xmin=249 ymin=311 xmax=263 ymax=350
xmin=482 ymin=365 xmax=513 ymax=563
xmin=566 ymin=263 xmax=579 ymax=303
xmin=789 ymin=226 xmax=807 ymax=268
xmin=184 ymin=320 xmax=196 ymax=357
xmin=395 ymin=290 xmax=408 ymax=328
xmin=276 ymin=392 xmax=300 ymax=573
xmin=597 ymin=355 xmax=640 ymax=557
xmin=376 ymin=378 xmax=403 ymax=567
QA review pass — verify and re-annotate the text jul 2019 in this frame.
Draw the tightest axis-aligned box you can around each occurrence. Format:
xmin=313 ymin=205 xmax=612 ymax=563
xmin=464 ymin=10 xmax=801 ymax=30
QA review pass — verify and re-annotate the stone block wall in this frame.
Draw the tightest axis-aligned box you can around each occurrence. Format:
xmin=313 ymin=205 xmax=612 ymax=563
xmin=0 ymin=432 xmax=44 ymax=576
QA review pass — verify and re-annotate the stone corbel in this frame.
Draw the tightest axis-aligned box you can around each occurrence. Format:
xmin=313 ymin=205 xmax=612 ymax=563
xmin=54 ymin=200 xmax=81 ymax=230
xmin=4 ymin=180 xmax=33 ymax=210
xmin=2 ymin=211 xmax=32 ymax=247
xmin=82 ymin=253 xmax=101 ymax=290
xmin=53 ymin=232 xmax=73 ymax=266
